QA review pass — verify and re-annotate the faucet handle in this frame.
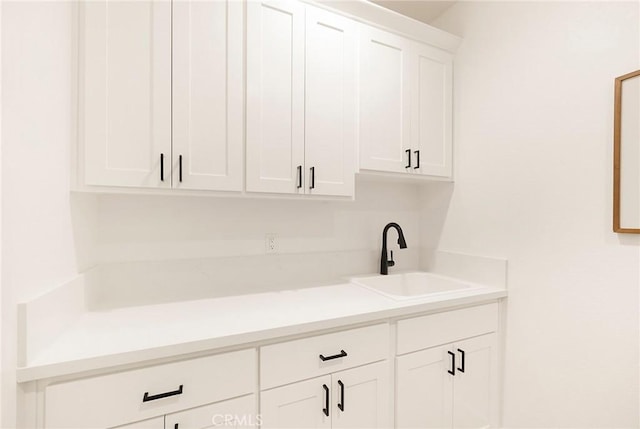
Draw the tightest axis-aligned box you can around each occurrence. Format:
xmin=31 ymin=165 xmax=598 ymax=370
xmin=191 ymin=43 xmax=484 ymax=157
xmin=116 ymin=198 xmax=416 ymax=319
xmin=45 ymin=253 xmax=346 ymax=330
xmin=388 ymin=250 xmax=395 ymax=267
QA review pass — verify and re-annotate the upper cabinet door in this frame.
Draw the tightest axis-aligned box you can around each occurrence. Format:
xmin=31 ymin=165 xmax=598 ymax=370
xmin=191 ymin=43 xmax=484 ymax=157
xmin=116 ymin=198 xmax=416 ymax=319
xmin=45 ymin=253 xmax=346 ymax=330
xmin=172 ymin=0 xmax=244 ymax=191
xmin=412 ymin=42 xmax=453 ymax=178
xmin=246 ymin=0 xmax=305 ymax=194
xmin=81 ymin=1 xmax=171 ymax=188
xmin=304 ymin=6 xmax=357 ymax=197
xmin=359 ymin=26 xmax=412 ymax=173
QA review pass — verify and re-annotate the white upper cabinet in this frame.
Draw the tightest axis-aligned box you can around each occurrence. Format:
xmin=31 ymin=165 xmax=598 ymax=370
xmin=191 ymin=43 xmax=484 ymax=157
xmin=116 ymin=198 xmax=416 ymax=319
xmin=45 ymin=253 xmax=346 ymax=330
xmin=246 ymin=0 xmax=305 ymax=194
xmin=359 ymin=26 xmax=412 ymax=174
xmin=81 ymin=1 xmax=171 ymax=188
xmin=81 ymin=0 xmax=242 ymax=191
xmin=359 ymin=25 xmax=454 ymax=179
xmin=304 ymin=6 xmax=357 ymax=197
xmin=172 ymin=0 xmax=244 ymax=191
xmin=412 ymin=43 xmax=453 ymax=178
xmin=246 ymin=1 xmax=357 ymax=197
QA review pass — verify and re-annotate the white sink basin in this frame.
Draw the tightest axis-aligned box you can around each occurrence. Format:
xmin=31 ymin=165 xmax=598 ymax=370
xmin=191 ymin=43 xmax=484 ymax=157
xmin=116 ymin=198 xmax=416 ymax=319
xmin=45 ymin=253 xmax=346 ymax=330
xmin=351 ymin=272 xmax=481 ymax=300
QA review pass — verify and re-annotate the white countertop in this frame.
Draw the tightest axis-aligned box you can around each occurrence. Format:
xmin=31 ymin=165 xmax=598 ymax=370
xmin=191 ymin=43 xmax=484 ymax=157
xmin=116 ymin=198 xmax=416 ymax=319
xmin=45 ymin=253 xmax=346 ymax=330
xmin=17 ymin=281 xmax=506 ymax=382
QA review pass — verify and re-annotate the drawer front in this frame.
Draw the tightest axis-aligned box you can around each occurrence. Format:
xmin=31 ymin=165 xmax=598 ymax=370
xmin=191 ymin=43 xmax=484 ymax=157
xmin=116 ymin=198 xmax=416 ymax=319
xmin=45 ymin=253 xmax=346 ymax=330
xmin=260 ymin=324 xmax=389 ymax=389
xmin=45 ymin=349 xmax=256 ymax=429
xmin=397 ymin=303 xmax=498 ymax=355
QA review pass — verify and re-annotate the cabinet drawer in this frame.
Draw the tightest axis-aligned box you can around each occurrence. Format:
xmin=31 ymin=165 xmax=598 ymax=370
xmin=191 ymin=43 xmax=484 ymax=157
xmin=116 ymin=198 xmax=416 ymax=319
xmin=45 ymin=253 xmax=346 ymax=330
xmin=45 ymin=349 xmax=256 ymax=429
xmin=397 ymin=303 xmax=498 ymax=355
xmin=260 ymin=324 xmax=389 ymax=389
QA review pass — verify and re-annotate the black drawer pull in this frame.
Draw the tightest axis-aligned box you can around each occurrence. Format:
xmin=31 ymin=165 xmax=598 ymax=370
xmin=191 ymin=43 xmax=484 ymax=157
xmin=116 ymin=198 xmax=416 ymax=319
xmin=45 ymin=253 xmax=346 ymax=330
xmin=447 ymin=351 xmax=455 ymax=376
xmin=319 ymin=350 xmax=347 ymax=361
xmin=337 ymin=380 xmax=345 ymax=411
xmin=322 ymin=384 xmax=329 ymax=417
xmin=414 ymin=150 xmax=420 ymax=169
xmin=297 ymin=165 xmax=302 ymax=189
xmin=142 ymin=385 xmax=183 ymax=402
xmin=457 ymin=348 xmax=465 ymax=373
xmin=405 ymin=149 xmax=411 ymax=168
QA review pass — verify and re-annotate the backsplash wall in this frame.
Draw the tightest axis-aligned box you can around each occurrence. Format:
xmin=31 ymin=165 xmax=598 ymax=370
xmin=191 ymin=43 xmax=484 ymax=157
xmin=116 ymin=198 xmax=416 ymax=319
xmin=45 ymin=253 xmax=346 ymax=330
xmin=85 ymin=180 xmax=430 ymax=309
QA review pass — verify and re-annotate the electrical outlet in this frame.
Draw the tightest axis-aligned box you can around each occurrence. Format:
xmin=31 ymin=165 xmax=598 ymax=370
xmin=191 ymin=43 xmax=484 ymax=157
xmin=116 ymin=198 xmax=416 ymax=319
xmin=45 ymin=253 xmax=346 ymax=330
xmin=265 ymin=234 xmax=278 ymax=254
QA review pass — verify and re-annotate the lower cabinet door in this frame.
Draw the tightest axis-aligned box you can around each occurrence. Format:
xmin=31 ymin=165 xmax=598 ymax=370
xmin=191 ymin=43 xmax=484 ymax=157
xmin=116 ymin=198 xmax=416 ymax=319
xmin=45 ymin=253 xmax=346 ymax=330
xmin=111 ymin=416 xmax=164 ymax=429
xmin=165 ymin=394 xmax=257 ymax=429
xmin=331 ymin=361 xmax=390 ymax=429
xmin=260 ymin=376 xmax=332 ymax=429
xmin=452 ymin=334 xmax=498 ymax=429
xmin=396 ymin=345 xmax=453 ymax=429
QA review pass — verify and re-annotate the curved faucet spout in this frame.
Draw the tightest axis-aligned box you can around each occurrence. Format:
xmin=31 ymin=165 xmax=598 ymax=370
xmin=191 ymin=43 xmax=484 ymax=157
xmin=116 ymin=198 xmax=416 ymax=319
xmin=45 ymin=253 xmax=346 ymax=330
xmin=380 ymin=222 xmax=407 ymax=275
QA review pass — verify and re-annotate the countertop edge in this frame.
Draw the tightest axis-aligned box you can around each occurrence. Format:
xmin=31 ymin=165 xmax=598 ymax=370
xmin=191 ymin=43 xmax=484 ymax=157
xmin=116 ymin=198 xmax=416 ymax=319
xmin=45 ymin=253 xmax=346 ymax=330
xmin=17 ymin=289 xmax=507 ymax=383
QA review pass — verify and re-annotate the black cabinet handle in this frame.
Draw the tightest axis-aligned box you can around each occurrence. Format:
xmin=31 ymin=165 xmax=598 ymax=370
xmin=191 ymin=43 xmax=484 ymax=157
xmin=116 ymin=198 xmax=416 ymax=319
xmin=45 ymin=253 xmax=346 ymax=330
xmin=414 ymin=150 xmax=420 ymax=169
xmin=457 ymin=348 xmax=465 ymax=373
xmin=174 ymin=424 xmax=179 ymax=429
xmin=405 ymin=149 xmax=411 ymax=168
xmin=447 ymin=351 xmax=455 ymax=376
xmin=142 ymin=385 xmax=183 ymax=402
xmin=322 ymin=384 xmax=329 ymax=416
xmin=297 ymin=165 xmax=302 ymax=189
xmin=337 ymin=380 xmax=344 ymax=411
xmin=310 ymin=167 xmax=315 ymax=189
xmin=160 ymin=153 xmax=165 ymax=182
xmin=319 ymin=350 xmax=347 ymax=361
xmin=179 ymin=155 xmax=183 ymax=182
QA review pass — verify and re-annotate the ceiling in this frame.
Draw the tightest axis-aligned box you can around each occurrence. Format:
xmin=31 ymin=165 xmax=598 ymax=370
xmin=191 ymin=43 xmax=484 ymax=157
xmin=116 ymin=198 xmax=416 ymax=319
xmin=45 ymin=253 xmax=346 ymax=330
xmin=370 ymin=0 xmax=457 ymax=24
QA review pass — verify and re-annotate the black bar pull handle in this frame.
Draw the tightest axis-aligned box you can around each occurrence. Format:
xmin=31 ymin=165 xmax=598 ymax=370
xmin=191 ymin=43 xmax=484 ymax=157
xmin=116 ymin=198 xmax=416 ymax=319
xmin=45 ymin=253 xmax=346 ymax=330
xmin=142 ymin=385 xmax=183 ymax=402
xmin=405 ymin=149 xmax=411 ymax=168
xmin=322 ymin=384 xmax=330 ymax=417
xmin=179 ymin=155 xmax=183 ymax=182
xmin=160 ymin=153 xmax=165 ymax=182
xmin=319 ymin=350 xmax=347 ymax=361
xmin=337 ymin=380 xmax=344 ymax=411
xmin=457 ymin=348 xmax=465 ymax=373
xmin=310 ymin=166 xmax=315 ymax=189
xmin=414 ymin=150 xmax=420 ymax=169
xmin=447 ymin=351 xmax=455 ymax=376
xmin=297 ymin=165 xmax=302 ymax=189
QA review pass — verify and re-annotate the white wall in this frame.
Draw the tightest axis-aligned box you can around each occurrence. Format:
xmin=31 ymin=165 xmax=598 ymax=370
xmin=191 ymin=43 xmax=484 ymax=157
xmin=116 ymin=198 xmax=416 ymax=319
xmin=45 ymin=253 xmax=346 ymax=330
xmin=431 ymin=2 xmax=640 ymax=427
xmin=87 ymin=180 xmax=423 ymax=309
xmin=1 ymin=2 xmax=77 ymax=427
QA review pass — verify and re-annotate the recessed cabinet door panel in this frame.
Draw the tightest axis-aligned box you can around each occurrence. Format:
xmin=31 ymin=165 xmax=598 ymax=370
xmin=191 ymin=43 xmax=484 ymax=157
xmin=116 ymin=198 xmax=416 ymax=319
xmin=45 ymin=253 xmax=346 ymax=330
xmin=172 ymin=0 xmax=243 ymax=191
xmin=166 ymin=395 xmax=257 ymax=429
xmin=359 ymin=26 xmax=412 ymax=173
xmin=452 ymin=334 xmax=498 ymax=429
xmin=81 ymin=1 xmax=171 ymax=188
xmin=110 ymin=416 xmax=164 ymax=429
xmin=396 ymin=346 xmax=453 ymax=429
xmin=413 ymin=43 xmax=453 ymax=178
xmin=246 ymin=0 xmax=305 ymax=194
xmin=260 ymin=376 xmax=332 ymax=429
xmin=332 ymin=362 xmax=390 ymax=429
xmin=304 ymin=7 xmax=356 ymax=197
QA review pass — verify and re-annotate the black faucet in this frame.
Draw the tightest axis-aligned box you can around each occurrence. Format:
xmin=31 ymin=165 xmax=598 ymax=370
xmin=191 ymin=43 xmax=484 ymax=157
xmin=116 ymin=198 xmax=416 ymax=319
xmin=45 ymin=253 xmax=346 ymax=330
xmin=380 ymin=222 xmax=407 ymax=275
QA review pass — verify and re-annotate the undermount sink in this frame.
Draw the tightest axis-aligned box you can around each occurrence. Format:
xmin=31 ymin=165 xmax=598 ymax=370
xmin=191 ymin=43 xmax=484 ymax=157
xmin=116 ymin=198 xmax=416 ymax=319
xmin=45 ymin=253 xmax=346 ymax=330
xmin=350 ymin=272 xmax=481 ymax=300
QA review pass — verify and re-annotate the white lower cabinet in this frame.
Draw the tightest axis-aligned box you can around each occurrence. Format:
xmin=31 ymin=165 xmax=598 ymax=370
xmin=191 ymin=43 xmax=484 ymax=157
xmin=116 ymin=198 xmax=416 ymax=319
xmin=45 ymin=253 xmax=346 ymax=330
xmin=37 ymin=304 xmax=501 ymax=429
xmin=261 ymin=361 xmax=390 ymax=429
xmin=166 ymin=395 xmax=257 ymax=429
xmin=44 ymin=349 xmax=256 ymax=429
xmin=112 ymin=395 xmax=256 ymax=429
xmin=395 ymin=304 xmax=500 ymax=429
